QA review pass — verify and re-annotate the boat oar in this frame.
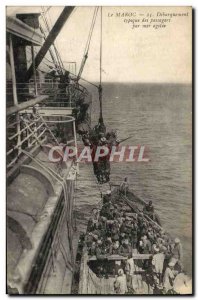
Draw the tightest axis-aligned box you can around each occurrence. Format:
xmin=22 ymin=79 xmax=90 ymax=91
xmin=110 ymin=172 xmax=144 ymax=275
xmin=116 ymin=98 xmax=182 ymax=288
xmin=119 ymin=135 xmax=133 ymax=144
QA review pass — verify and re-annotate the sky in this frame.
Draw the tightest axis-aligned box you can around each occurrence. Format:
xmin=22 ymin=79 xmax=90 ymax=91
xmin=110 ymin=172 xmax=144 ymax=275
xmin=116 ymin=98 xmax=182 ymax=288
xmin=7 ymin=6 xmax=192 ymax=83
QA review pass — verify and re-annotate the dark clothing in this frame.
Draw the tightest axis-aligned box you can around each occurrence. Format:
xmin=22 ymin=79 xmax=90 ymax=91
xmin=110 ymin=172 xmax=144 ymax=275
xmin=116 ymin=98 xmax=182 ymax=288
xmin=96 ymin=246 xmax=108 ymax=259
xmin=103 ymin=194 xmax=111 ymax=204
xmin=119 ymin=244 xmax=132 ymax=257
xmin=112 ymin=247 xmax=120 ymax=255
xmin=89 ymin=245 xmax=96 ymax=256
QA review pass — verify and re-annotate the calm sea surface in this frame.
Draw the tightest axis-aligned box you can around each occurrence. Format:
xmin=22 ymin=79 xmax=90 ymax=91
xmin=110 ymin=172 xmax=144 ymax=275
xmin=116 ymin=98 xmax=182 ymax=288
xmin=75 ymin=83 xmax=192 ymax=275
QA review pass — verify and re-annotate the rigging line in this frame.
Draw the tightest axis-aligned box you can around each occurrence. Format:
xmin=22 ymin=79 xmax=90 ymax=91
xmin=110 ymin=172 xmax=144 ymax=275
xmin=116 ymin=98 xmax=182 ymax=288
xmin=77 ymin=7 xmax=99 ymax=81
xmin=47 ymin=8 xmax=65 ymax=70
xmin=98 ymin=6 xmax=103 ymax=122
xmin=39 ymin=24 xmax=60 ymax=73
xmin=40 ymin=7 xmax=63 ymax=73
xmin=83 ymin=7 xmax=99 ymax=57
xmin=100 ymin=6 xmax=103 ymax=86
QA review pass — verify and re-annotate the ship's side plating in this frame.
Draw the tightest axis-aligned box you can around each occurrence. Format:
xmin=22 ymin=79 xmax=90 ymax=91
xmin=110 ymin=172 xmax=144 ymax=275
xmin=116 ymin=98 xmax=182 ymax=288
xmin=6 ymin=10 xmax=87 ymax=294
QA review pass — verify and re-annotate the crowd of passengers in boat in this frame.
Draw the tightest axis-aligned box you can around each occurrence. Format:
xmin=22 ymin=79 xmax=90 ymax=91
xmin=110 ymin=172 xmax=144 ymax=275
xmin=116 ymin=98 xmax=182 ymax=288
xmin=84 ymin=183 xmax=191 ymax=294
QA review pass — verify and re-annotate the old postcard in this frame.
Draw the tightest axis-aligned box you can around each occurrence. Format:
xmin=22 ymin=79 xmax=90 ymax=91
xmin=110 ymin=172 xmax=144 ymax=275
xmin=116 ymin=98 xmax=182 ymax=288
xmin=6 ymin=6 xmax=192 ymax=295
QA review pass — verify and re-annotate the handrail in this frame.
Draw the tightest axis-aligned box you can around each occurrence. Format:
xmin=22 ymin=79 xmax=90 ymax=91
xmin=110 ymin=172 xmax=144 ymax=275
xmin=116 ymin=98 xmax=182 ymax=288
xmin=88 ymin=254 xmax=153 ymax=261
xmin=6 ymin=95 xmax=48 ymax=116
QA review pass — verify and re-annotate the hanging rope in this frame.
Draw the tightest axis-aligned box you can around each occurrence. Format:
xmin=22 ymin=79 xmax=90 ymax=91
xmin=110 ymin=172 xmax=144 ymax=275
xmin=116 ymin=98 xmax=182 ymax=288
xmin=98 ymin=6 xmax=103 ymax=125
xmin=77 ymin=7 xmax=99 ymax=81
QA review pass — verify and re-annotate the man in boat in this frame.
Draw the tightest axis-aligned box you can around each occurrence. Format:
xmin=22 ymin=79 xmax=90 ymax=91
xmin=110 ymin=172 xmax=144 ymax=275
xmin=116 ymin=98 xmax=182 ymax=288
xmin=163 ymin=261 xmax=176 ymax=293
xmin=114 ymin=269 xmax=128 ymax=294
xmin=173 ymin=269 xmax=192 ymax=294
xmin=119 ymin=239 xmax=132 ymax=257
xmin=89 ymin=241 xmax=97 ymax=256
xmin=104 ymin=237 xmax=113 ymax=255
xmin=106 ymin=129 xmax=120 ymax=146
xmin=125 ymin=254 xmax=136 ymax=293
xmin=143 ymin=200 xmax=155 ymax=220
xmin=95 ymin=239 xmax=111 ymax=278
xmin=111 ymin=220 xmax=120 ymax=237
xmin=139 ymin=235 xmax=152 ymax=254
xmin=103 ymin=190 xmax=111 ymax=203
xmin=130 ymin=221 xmax=138 ymax=249
xmin=152 ymin=246 xmax=165 ymax=286
xmin=119 ymin=177 xmax=129 ymax=196
xmin=172 ymin=238 xmax=183 ymax=262
xmin=112 ymin=240 xmax=121 ymax=255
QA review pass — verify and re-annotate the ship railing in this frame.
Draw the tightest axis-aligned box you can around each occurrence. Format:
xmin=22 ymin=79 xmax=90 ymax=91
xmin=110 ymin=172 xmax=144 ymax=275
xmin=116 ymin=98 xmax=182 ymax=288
xmin=6 ymin=109 xmax=77 ymax=171
xmin=6 ymin=79 xmax=89 ymax=109
xmin=6 ymin=112 xmax=47 ymax=170
xmin=88 ymin=253 xmax=153 ymax=261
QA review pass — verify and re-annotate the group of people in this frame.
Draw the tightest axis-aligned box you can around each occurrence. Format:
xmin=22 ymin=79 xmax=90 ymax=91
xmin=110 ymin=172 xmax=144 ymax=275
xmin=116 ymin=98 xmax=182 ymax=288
xmin=85 ymin=187 xmax=191 ymax=294
xmin=81 ymin=126 xmax=120 ymax=184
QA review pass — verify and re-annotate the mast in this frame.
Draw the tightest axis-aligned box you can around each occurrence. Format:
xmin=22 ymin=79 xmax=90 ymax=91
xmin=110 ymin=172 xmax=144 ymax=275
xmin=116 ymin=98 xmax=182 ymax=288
xmin=25 ymin=6 xmax=74 ymax=81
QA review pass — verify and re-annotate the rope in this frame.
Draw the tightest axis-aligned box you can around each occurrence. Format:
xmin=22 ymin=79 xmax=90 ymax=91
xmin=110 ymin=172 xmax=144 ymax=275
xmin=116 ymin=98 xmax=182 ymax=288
xmin=100 ymin=6 xmax=102 ymax=87
xmin=40 ymin=7 xmax=63 ymax=74
xmin=77 ymin=7 xmax=99 ymax=81
xmin=98 ymin=6 xmax=103 ymax=123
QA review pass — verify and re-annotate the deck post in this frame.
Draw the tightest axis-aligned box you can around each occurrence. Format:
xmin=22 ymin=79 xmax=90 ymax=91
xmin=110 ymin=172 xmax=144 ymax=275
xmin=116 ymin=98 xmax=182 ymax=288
xmin=9 ymin=34 xmax=21 ymax=156
xmin=31 ymin=43 xmax=38 ymax=96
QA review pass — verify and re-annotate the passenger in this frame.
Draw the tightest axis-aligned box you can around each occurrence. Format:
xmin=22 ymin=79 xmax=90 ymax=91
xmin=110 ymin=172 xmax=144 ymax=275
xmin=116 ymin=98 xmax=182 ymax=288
xmin=125 ymin=254 xmax=136 ymax=291
xmin=120 ymin=177 xmax=129 ymax=196
xmin=120 ymin=219 xmax=127 ymax=234
xmin=87 ymin=216 xmax=98 ymax=232
xmin=86 ymin=233 xmax=94 ymax=248
xmin=173 ymin=270 xmax=192 ymax=294
xmin=147 ymin=229 xmax=155 ymax=244
xmin=172 ymin=238 xmax=183 ymax=262
xmin=119 ymin=232 xmax=126 ymax=243
xmin=108 ymin=204 xmax=115 ymax=220
xmin=82 ymin=131 xmax=91 ymax=146
xmin=111 ymin=221 xmax=119 ymax=236
xmin=152 ymin=246 xmax=165 ymax=285
xmin=141 ymin=235 xmax=152 ymax=254
xmin=143 ymin=201 xmax=154 ymax=220
xmin=114 ymin=269 xmax=128 ymax=294
xmin=163 ymin=261 xmax=176 ymax=293
xmin=112 ymin=241 xmax=120 ymax=255
xmin=103 ymin=190 xmax=112 ymax=204
xmin=98 ymin=133 xmax=108 ymax=146
xmin=89 ymin=241 xmax=96 ymax=256
xmin=130 ymin=222 xmax=138 ymax=249
xmin=95 ymin=240 xmax=107 ymax=259
xmin=119 ymin=239 xmax=132 ymax=257
xmin=105 ymin=237 xmax=113 ymax=255
xmin=100 ymin=203 xmax=111 ymax=219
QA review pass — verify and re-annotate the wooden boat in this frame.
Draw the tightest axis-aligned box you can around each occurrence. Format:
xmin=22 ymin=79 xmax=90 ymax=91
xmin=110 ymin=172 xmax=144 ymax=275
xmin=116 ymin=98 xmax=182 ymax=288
xmin=77 ymin=187 xmax=187 ymax=295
